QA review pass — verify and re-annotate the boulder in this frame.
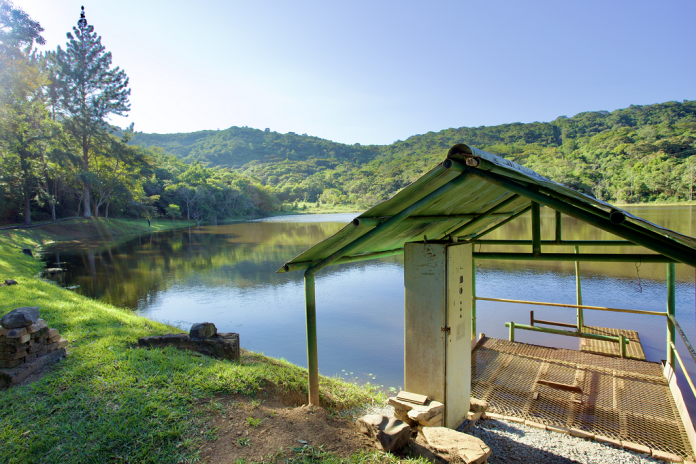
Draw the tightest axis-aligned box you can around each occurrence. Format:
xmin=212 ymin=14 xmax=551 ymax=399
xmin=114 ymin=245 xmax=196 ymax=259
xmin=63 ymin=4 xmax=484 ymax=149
xmin=411 ymin=427 xmax=492 ymax=464
xmin=356 ymin=414 xmax=412 ymax=452
xmin=1 ymin=307 xmax=40 ymax=329
xmin=388 ymin=396 xmax=444 ymax=422
xmin=189 ymin=322 xmax=216 ymax=339
xmin=4 ymin=280 xmax=18 ymax=286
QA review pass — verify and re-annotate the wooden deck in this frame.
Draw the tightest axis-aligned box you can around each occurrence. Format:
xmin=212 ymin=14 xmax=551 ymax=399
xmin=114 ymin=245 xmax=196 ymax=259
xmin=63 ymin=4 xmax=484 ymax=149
xmin=580 ymin=325 xmax=646 ymax=361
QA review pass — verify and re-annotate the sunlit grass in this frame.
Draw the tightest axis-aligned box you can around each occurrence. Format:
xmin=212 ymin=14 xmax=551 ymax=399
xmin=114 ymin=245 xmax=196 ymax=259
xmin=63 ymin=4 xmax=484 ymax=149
xmin=0 ymin=226 xmax=384 ymax=464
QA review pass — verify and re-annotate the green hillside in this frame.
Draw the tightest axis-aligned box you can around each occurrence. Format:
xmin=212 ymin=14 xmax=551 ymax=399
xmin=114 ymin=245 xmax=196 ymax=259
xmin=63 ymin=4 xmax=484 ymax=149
xmin=133 ymin=100 xmax=696 ymax=207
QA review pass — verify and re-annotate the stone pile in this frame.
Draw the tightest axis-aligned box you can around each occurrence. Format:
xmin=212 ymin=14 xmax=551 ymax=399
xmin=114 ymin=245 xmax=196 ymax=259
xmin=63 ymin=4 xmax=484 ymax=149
xmin=0 ymin=307 xmax=68 ymax=388
xmin=388 ymin=395 xmax=445 ymax=428
xmin=138 ymin=322 xmax=240 ymax=361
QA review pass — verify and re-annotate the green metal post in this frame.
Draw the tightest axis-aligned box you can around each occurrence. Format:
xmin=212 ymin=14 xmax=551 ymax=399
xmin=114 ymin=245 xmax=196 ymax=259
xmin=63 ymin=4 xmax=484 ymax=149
xmin=575 ymin=246 xmax=584 ymax=332
xmin=667 ymin=263 xmax=676 ymax=367
xmin=555 ymin=211 xmax=562 ymax=243
xmin=619 ymin=334 xmax=627 ymax=358
xmin=509 ymin=321 xmax=515 ymax=342
xmin=532 ymin=202 xmax=541 ymax=257
xmin=304 ymin=271 xmax=320 ymax=405
xmin=472 ymin=258 xmax=477 ymax=341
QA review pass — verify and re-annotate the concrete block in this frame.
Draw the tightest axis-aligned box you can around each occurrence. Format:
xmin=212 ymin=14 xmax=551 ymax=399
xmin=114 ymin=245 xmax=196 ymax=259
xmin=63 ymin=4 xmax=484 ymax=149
xmin=504 ymin=416 xmax=524 ymax=423
xmin=467 ymin=411 xmax=482 ymax=422
xmin=595 ymin=435 xmax=622 ymax=447
xmin=484 ymin=412 xmax=504 ymax=420
xmin=525 ymin=420 xmax=546 ymax=430
xmin=621 ymin=441 xmax=651 ymax=455
xmin=56 ymin=339 xmax=68 ymax=349
xmin=547 ymin=425 xmax=569 ymax=434
xmin=569 ymin=428 xmax=594 ymax=439
xmin=651 ymin=449 xmax=683 ymax=463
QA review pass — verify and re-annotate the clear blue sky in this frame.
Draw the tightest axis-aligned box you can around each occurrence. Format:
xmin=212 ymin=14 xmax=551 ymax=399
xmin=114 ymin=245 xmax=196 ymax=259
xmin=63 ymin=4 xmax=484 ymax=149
xmin=19 ymin=0 xmax=696 ymax=145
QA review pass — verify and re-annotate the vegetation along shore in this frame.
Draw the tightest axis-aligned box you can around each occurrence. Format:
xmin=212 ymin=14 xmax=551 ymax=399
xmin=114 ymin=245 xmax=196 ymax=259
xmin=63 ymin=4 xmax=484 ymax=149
xmin=0 ymin=221 xmax=416 ymax=464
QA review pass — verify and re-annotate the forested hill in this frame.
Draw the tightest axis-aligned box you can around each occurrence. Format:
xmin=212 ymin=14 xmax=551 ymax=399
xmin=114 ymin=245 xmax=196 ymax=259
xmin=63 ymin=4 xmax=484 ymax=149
xmin=131 ymin=127 xmax=381 ymax=167
xmin=133 ymin=100 xmax=696 ymax=207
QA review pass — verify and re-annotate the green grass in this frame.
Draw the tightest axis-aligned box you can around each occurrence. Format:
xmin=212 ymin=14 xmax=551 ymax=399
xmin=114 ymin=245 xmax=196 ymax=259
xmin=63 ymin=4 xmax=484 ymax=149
xmin=0 ymin=227 xmax=385 ymax=464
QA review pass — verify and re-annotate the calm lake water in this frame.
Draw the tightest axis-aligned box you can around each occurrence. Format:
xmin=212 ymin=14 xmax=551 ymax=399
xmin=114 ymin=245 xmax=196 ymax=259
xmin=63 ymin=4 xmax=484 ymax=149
xmin=43 ymin=208 xmax=696 ymax=402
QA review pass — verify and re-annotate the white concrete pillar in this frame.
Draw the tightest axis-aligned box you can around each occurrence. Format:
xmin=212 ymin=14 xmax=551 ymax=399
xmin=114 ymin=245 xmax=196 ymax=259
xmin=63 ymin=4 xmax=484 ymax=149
xmin=404 ymin=241 xmax=472 ymax=428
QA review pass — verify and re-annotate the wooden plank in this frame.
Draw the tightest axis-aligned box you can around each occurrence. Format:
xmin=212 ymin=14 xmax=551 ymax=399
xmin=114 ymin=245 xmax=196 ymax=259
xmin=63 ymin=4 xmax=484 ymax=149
xmin=536 ymin=379 xmax=583 ymax=394
xmin=397 ymin=391 xmax=429 ymax=405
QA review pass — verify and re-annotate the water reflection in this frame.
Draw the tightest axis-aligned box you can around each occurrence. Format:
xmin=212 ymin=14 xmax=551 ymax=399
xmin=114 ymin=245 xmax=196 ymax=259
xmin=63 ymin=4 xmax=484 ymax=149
xmin=43 ymin=207 xmax=696 ymax=401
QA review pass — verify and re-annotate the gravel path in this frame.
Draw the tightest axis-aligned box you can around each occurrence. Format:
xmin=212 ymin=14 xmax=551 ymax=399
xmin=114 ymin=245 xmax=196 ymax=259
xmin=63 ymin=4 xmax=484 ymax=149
xmin=343 ymin=404 xmax=666 ymax=463
xmin=459 ymin=418 xmax=662 ymax=464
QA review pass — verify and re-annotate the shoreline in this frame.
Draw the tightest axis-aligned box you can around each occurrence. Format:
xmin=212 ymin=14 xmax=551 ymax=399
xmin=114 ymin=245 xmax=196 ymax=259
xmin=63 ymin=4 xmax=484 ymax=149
xmin=0 ymin=222 xmax=385 ymax=463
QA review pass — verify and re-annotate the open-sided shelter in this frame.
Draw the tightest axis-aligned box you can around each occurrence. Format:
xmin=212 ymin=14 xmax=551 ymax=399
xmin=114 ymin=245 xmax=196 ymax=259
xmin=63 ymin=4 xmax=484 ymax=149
xmin=278 ymin=143 xmax=696 ymax=434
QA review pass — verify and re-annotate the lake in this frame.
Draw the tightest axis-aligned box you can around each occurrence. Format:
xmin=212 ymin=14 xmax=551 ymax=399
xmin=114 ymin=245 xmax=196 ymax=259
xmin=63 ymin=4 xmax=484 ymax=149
xmin=43 ymin=207 xmax=696 ymax=399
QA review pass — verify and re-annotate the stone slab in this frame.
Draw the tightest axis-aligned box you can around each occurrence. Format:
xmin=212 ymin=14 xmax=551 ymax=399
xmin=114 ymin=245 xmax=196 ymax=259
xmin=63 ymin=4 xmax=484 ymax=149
xmin=356 ymin=414 xmax=412 ymax=452
xmin=388 ymin=396 xmax=444 ymax=422
xmin=138 ymin=332 xmax=239 ymax=361
xmin=0 ymin=348 xmax=65 ymax=387
xmin=189 ymin=322 xmax=216 ymax=339
xmin=414 ymin=427 xmax=492 ymax=464
xmin=483 ymin=412 xmax=504 ymax=420
xmin=504 ymin=416 xmax=524 ymax=423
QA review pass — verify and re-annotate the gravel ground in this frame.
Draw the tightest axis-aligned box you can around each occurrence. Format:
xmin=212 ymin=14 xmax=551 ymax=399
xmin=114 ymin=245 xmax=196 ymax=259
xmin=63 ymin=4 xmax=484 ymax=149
xmin=342 ymin=404 xmax=667 ymax=463
xmin=459 ymin=419 xmax=663 ymax=464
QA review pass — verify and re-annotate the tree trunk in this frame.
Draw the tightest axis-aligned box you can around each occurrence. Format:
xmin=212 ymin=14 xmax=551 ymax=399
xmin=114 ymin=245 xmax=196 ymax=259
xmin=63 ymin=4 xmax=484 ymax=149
xmin=105 ymin=202 xmax=110 ymax=219
xmin=83 ymin=135 xmax=91 ymax=217
xmin=23 ymin=189 xmax=31 ymax=225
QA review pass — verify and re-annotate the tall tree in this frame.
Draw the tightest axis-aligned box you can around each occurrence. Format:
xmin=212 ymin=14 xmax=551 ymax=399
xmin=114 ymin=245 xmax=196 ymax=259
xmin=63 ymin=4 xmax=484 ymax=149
xmin=53 ymin=6 xmax=130 ymax=217
xmin=0 ymin=1 xmax=53 ymax=224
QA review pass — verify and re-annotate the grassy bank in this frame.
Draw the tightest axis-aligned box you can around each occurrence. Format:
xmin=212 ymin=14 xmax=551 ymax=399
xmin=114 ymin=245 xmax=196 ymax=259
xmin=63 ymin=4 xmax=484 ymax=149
xmin=0 ymin=224 xmax=386 ymax=463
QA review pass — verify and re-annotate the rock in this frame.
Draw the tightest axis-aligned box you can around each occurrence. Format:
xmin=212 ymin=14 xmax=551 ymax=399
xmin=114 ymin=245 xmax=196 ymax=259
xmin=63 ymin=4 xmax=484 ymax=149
xmin=411 ymin=427 xmax=491 ymax=464
xmin=4 ymin=280 xmax=18 ymax=286
xmin=356 ymin=414 xmax=412 ymax=452
xmin=189 ymin=322 xmax=217 ymax=339
xmin=393 ymin=408 xmax=417 ymax=427
xmin=138 ymin=332 xmax=240 ymax=361
xmin=1 ymin=307 xmax=40 ymax=329
xmin=388 ymin=396 xmax=444 ymax=422
xmin=469 ymin=398 xmax=489 ymax=413
xmin=22 ymin=249 xmax=32 ymax=257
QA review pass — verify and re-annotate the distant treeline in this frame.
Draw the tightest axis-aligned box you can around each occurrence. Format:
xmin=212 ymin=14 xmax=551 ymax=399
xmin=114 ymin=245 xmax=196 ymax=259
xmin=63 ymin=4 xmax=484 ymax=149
xmin=132 ymin=100 xmax=696 ymax=208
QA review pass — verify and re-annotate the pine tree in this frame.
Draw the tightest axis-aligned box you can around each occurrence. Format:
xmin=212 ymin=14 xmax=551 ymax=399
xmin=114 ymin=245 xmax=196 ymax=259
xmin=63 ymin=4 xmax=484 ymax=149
xmin=53 ymin=6 xmax=130 ymax=217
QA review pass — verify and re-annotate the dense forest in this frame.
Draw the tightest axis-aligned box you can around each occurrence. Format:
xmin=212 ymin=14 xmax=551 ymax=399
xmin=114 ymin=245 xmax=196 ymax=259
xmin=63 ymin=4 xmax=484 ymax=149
xmin=132 ymin=101 xmax=696 ymax=209
xmin=0 ymin=3 xmax=279 ymax=225
xmin=2 ymin=2 xmax=695 ymax=227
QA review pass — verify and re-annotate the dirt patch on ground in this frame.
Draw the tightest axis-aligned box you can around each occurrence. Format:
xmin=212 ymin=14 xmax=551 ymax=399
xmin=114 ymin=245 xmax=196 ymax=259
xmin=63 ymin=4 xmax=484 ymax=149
xmin=199 ymin=391 xmax=376 ymax=463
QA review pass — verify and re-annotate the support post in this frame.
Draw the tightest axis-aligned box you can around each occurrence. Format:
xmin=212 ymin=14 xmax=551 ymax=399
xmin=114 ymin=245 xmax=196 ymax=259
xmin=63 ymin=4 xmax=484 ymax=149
xmin=667 ymin=263 xmax=676 ymax=367
xmin=575 ymin=246 xmax=584 ymax=332
xmin=620 ymin=334 xmax=627 ymax=358
xmin=509 ymin=321 xmax=515 ymax=342
xmin=555 ymin=211 xmax=562 ymax=243
xmin=304 ymin=271 xmax=320 ymax=405
xmin=472 ymin=258 xmax=476 ymax=341
xmin=532 ymin=202 xmax=541 ymax=257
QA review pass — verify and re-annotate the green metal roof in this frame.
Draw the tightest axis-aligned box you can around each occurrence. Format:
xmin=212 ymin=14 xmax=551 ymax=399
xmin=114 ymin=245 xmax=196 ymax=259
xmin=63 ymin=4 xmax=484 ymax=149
xmin=279 ymin=144 xmax=696 ymax=273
